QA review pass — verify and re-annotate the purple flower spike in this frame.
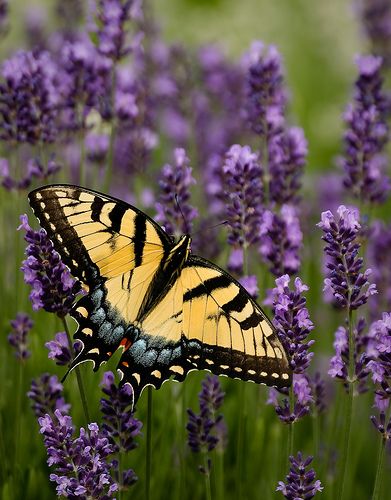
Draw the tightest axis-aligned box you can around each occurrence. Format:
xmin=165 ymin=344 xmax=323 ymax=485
xmin=155 ymin=148 xmax=198 ymax=236
xmin=245 ymin=41 xmax=286 ymax=138
xmin=100 ymin=371 xmax=142 ymax=453
xmin=222 ymin=144 xmax=263 ymax=260
xmin=370 ymin=412 xmax=391 ymax=440
xmin=8 ymin=313 xmax=33 ymax=360
xmin=259 ymin=205 xmax=302 ymax=276
xmin=317 ymin=205 xmax=377 ymax=310
xmin=0 ymin=50 xmax=59 ymax=144
xmin=358 ymin=0 xmax=391 ymax=67
xmin=277 ymin=452 xmax=323 ymax=499
xmin=39 ymin=409 xmax=118 ymax=498
xmin=269 ymin=126 xmax=308 ymax=205
xmin=187 ymin=375 xmax=226 ymax=467
xmin=367 ymin=312 xmax=391 ymax=410
xmin=28 ymin=373 xmax=70 ymax=418
xmin=19 ymin=214 xmax=83 ymax=317
xmin=340 ymin=54 xmax=390 ymax=204
xmin=269 ymin=275 xmax=314 ymax=374
xmin=45 ymin=332 xmax=81 ymax=366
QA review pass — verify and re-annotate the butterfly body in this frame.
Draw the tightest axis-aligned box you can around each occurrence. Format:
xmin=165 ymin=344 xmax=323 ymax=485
xmin=29 ymin=185 xmax=291 ymax=403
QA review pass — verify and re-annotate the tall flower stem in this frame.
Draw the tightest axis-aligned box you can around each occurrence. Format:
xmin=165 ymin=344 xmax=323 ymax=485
xmin=204 ymin=454 xmax=212 ymax=500
xmin=146 ymin=386 xmax=153 ymax=500
xmin=103 ymin=69 xmax=117 ymax=192
xmin=287 ymin=384 xmax=295 ymax=459
xmin=235 ymin=383 xmax=247 ymax=499
xmin=338 ymin=308 xmax=354 ymax=500
xmin=371 ymin=434 xmax=386 ymax=500
xmin=62 ymin=316 xmax=90 ymax=424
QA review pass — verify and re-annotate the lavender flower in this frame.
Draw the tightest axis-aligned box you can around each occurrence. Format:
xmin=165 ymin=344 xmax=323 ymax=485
xmin=357 ymin=0 xmax=391 ymax=67
xmin=222 ymin=145 xmax=263 ymax=266
xmin=187 ymin=375 xmax=226 ymax=472
xmin=259 ymin=205 xmax=302 ymax=276
xmin=318 ymin=205 xmax=377 ymax=310
xmin=28 ymin=374 xmax=70 ymax=418
xmin=367 ymin=221 xmax=391 ymax=317
xmin=245 ymin=41 xmax=286 ymax=138
xmin=328 ymin=317 xmax=370 ymax=392
xmin=155 ymin=148 xmax=198 ymax=236
xmin=39 ymin=409 xmax=118 ymax=498
xmin=93 ymin=0 xmax=143 ymax=62
xmin=268 ymin=126 xmax=308 ymax=205
xmin=1 ymin=157 xmax=60 ymax=191
xmin=100 ymin=371 xmax=142 ymax=453
xmin=45 ymin=332 xmax=81 ymax=366
xmin=7 ymin=313 xmax=33 ymax=360
xmin=266 ymin=275 xmax=314 ymax=423
xmin=340 ymin=55 xmax=390 ymax=204
xmin=367 ymin=313 xmax=391 ymax=409
xmin=0 ymin=50 xmax=59 ymax=144
xmin=277 ymin=452 xmax=323 ymax=499
xmin=18 ymin=214 xmax=83 ymax=316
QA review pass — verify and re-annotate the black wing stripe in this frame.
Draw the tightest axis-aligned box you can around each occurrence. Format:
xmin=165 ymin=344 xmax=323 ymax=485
xmin=91 ymin=196 xmax=105 ymax=222
xmin=134 ymin=213 xmax=146 ymax=267
xmin=109 ymin=203 xmax=127 ymax=233
xmin=183 ymin=275 xmax=232 ymax=302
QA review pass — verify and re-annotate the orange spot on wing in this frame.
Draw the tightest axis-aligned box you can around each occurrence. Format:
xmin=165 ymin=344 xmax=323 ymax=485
xmin=122 ymin=361 xmax=129 ymax=368
xmin=107 ymin=352 xmax=112 ymax=356
xmin=120 ymin=338 xmax=132 ymax=351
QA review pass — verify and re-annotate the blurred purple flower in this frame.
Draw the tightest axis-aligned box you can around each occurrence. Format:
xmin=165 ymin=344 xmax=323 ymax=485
xmin=187 ymin=375 xmax=226 ymax=473
xmin=328 ymin=317 xmax=370 ymax=392
xmin=28 ymin=373 xmax=70 ymax=418
xmin=0 ymin=156 xmax=60 ymax=191
xmin=269 ymin=126 xmax=308 ymax=205
xmin=367 ymin=221 xmax=391 ymax=317
xmin=316 ymin=173 xmax=344 ymax=213
xmin=39 ymin=409 xmax=118 ymax=498
xmin=7 ymin=313 xmax=33 ymax=360
xmin=100 ymin=371 xmax=142 ymax=453
xmin=222 ymin=145 xmax=263 ymax=262
xmin=357 ymin=0 xmax=391 ymax=67
xmin=239 ymin=275 xmax=259 ymax=299
xmin=245 ymin=41 xmax=286 ymax=138
xmin=259 ymin=205 xmax=302 ymax=276
xmin=85 ymin=132 xmax=110 ymax=162
xmin=18 ymin=214 xmax=83 ymax=317
xmin=277 ymin=452 xmax=323 ymax=499
xmin=0 ymin=50 xmax=59 ymax=144
xmin=317 ymin=205 xmax=377 ymax=310
xmin=155 ymin=148 xmax=198 ymax=236
xmin=93 ymin=0 xmax=143 ymax=62
xmin=339 ymin=55 xmax=390 ymax=204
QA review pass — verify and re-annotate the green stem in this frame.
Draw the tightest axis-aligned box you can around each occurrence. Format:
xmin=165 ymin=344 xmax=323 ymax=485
xmin=215 ymin=448 xmax=224 ymax=500
xmin=371 ymin=434 xmax=386 ymax=500
xmin=146 ymin=386 xmax=153 ymax=500
xmin=235 ymin=383 xmax=247 ymax=499
xmin=13 ymin=360 xmax=23 ymax=498
xmin=103 ymin=69 xmax=117 ymax=192
xmin=203 ymin=455 xmax=212 ymax=500
xmin=62 ymin=316 xmax=91 ymax=425
xmin=79 ymin=129 xmax=86 ymax=187
xmin=338 ymin=308 xmax=354 ymax=500
xmin=287 ymin=383 xmax=295 ymax=460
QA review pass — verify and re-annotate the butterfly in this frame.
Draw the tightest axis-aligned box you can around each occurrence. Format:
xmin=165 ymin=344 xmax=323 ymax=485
xmin=29 ymin=184 xmax=291 ymax=403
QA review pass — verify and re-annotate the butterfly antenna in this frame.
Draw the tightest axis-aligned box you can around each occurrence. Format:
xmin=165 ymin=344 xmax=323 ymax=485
xmin=174 ymin=194 xmax=187 ymax=231
xmin=192 ymin=220 xmax=229 ymax=237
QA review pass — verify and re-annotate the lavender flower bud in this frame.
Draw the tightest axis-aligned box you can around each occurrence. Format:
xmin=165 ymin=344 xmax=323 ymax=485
xmin=18 ymin=214 xmax=83 ymax=317
xmin=340 ymin=55 xmax=390 ymax=204
xmin=100 ymin=371 xmax=142 ymax=453
xmin=186 ymin=375 xmax=226 ymax=459
xmin=259 ymin=205 xmax=302 ymax=276
xmin=155 ymin=148 xmax=198 ymax=236
xmin=222 ymin=144 xmax=263 ymax=254
xmin=277 ymin=452 xmax=323 ymax=499
xmin=317 ymin=205 xmax=377 ymax=310
xmin=7 ymin=313 xmax=33 ymax=360
xmin=45 ymin=332 xmax=81 ymax=366
xmin=28 ymin=373 xmax=70 ymax=418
